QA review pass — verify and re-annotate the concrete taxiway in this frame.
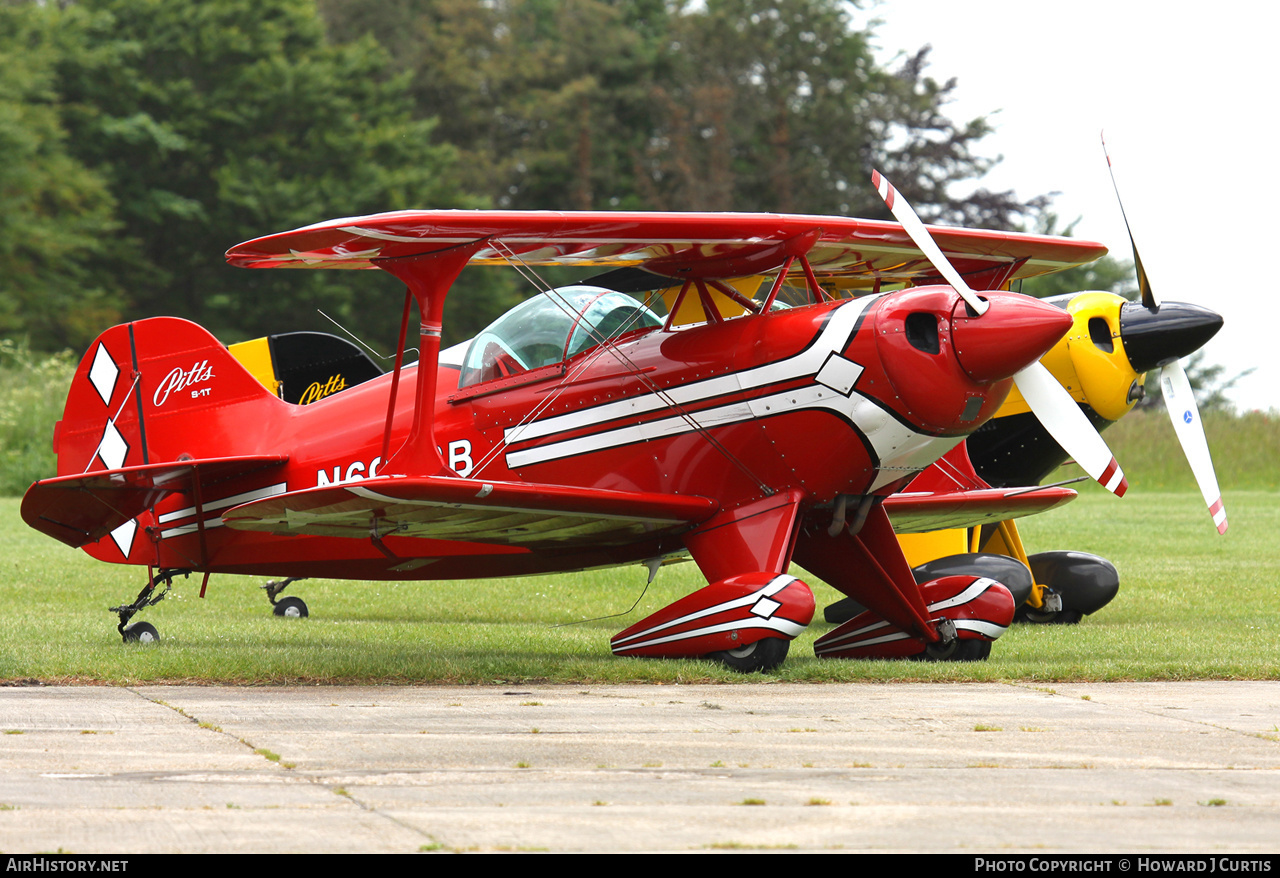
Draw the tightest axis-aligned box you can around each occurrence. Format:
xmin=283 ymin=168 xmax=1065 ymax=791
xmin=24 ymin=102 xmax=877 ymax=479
xmin=1 ymin=682 xmax=1278 ymax=853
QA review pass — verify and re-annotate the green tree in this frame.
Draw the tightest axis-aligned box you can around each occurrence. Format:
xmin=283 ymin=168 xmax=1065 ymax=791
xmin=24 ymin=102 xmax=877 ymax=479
xmin=0 ymin=4 xmax=120 ymax=350
xmin=318 ymin=0 xmax=669 ymax=338
xmin=636 ymin=0 xmax=884 ymax=212
xmin=320 ymin=0 xmax=1040 ymax=225
xmin=319 ymin=0 xmax=666 ymax=211
xmin=51 ymin=0 xmax=471 ymax=347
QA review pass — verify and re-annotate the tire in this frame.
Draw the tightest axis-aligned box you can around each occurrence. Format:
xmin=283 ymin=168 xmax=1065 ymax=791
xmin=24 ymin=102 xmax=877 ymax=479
xmin=708 ymin=637 xmax=790 ymax=673
xmin=1016 ymin=606 xmax=1083 ymax=625
xmin=913 ymin=553 xmax=1034 ymax=607
xmin=823 ymin=596 xmax=866 ymax=624
xmin=122 ymin=622 xmax=160 ymax=644
xmin=1027 ymin=551 xmax=1119 ymax=616
xmin=825 ymin=553 xmax=1033 ymax=625
xmin=272 ymin=596 xmax=309 ymax=618
xmin=918 ymin=637 xmax=991 ymax=662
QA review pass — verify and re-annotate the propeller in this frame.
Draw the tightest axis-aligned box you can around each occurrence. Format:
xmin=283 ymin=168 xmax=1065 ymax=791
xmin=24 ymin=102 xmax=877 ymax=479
xmin=872 ymin=169 xmax=1128 ymax=497
xmin=1101 ymin=134 xmax=1227 ymax=534
xmin=872 ymin=171 xmax=989 ymax=317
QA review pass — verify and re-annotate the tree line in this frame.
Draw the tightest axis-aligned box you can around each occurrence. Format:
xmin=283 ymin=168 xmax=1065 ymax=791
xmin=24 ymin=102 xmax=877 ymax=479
xmin=2 ymin=0 xmax=1050 ymax=351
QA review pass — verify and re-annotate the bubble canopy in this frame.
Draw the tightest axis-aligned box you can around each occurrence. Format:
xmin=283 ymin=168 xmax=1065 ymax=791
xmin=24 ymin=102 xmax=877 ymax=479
xmin=458 ymin=285 xmax=662 ymax=388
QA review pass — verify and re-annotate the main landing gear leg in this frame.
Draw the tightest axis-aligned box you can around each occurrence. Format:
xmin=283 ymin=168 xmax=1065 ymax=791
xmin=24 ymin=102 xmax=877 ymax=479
xmin=111 ymin=569 xmax=186 ymax=643
xmin=263 ymin=578 xmax=309 ymax=618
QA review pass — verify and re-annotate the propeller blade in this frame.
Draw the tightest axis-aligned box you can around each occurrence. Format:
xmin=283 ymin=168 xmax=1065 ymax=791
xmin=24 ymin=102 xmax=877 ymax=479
xmin=1160 ymin=361 xmax=1228 ymax=534
xmin=871 ymin=168 xmax=1127 ymax=497
xmin=1013 ymin=361 xmax=1129 ymax=497
xmin=1101 ymin=133 xmax=1157 ymax=312
xmin=871 ymin=170 xmax=989 ymax=316
xmin=1103 ymin=133 xmax=1227 ymax=534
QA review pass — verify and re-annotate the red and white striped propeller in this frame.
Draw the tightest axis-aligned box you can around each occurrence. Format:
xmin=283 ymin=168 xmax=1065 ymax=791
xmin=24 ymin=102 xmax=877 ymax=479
xmin=872 ymin=170 xmax=1128 ymax=497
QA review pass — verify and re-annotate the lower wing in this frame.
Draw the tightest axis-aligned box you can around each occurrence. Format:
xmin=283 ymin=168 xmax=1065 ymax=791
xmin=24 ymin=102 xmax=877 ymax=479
xmin=884 ymin=485 xmax=1077 ymax=534
xmin=223 ymin=476 xmax=719 ymax=549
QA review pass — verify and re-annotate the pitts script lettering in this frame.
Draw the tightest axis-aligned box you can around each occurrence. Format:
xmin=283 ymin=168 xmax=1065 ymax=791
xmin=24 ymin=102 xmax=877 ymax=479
xmin=299 ymin=374 xmax=347 ymax=405
xmin=153 ymin=361 xmax=215 ymax=406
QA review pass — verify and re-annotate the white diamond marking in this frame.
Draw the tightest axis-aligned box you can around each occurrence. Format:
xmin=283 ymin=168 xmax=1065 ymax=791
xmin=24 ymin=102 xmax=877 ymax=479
xmin=88 ymin=343 xmax=119 ymax=407
xmin=97 ymin=420 xmax=129 ymax=470
xmin=750 ymin=596 xmax=782 ymax=619
xmin=815 ymin=353 xmax=864 ymax=396
xmin=109 ymin=519 xmax=137 ymax=556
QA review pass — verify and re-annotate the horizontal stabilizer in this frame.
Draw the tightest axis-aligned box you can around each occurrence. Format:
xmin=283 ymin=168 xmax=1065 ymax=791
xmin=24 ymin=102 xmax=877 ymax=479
xmin=884 ymin=486 xmax=1077 ymax=534
xmin=22 ymin=456 xmax=288 ymax=548
xmin=224 ymin=476 xmax=719 ymax=549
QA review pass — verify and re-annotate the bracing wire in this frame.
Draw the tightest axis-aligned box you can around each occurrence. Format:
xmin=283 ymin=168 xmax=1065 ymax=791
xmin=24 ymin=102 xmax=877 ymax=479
xmin=317 ymin=309 xmax=419 ymax=363
xmin=476 ymin=240 xmax=775 ymax=495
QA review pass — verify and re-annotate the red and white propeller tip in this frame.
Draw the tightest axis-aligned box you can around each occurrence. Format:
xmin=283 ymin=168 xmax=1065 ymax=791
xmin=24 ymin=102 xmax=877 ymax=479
xmin=871 ymin=169 xmax=1127 ymax=498
xmin=1013 ymin=362 xmax=1127 ymax=497
xmin=872 ymin=170 xmax=988 ymax=317
xmin=1161 ymin=363 xmax=1227 ymax=533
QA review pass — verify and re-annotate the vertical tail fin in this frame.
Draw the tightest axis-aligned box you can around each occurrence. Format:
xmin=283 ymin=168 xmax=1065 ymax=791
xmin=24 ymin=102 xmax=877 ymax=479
xmin=54 ymin=317 xmax=286 ymax=477
xmin=24 ymin=317 xmax=289 ymax=557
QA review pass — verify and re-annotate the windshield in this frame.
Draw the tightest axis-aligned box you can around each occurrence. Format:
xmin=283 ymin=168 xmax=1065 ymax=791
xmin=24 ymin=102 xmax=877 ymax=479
xmin=458 ymin=285 xmax=661 ymax=388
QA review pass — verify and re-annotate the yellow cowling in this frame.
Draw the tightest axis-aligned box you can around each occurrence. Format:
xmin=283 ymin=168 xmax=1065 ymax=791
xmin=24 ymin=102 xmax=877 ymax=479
xmin=995 ymin=291 xmax=1142 ymax=423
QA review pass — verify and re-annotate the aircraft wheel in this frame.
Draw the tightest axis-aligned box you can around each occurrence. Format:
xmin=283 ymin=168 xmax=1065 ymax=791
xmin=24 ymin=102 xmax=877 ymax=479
xmin=913 ymin=553 xmax=1034 ymax=607
xmin=1027 ymin=551 xmax=1119 ymax=617
xmin=822 ymin=596 xmax=867 ymax=625
xmin=920 ymin=637 xmax=990 ymax=662
xmin=272 ymin=596 xmax=309 ymax=619
xmin=122 ymin=622 xmax=160 ymax=644
xmin=708 ymin=637 xmax=789 ymax=673
xmin=1017 ymin=606 xmax=1083 ymax=625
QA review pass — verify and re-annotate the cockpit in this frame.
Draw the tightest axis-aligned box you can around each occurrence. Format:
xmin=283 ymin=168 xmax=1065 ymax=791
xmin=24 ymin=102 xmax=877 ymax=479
xmin=457 ymin=285 xmax=662 ymax=389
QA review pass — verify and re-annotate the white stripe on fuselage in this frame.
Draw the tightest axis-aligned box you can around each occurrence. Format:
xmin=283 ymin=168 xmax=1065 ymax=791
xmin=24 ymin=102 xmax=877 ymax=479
xmin=502 ymin=297 xmax=962 ymax=492
xmin=157 ymin=482 xmax=288 ymax=539
xmin=503 ymin=296 xmax=873 ymax=446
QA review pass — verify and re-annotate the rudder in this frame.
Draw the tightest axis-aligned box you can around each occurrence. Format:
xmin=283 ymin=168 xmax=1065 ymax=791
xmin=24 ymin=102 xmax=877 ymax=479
xmin=53 ymin=317 xmax=287 ymax=477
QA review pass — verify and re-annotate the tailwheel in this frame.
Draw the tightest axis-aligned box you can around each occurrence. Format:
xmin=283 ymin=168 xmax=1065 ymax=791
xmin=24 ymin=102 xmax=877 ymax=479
xmin=272 ymin=596 xmax=309 ymax=619
xmin=264 ymin=578 xmax=307 ymax=618
xmin=122 ymin=621 xmax=160 ymax=644
xmin=112 ymin=569 xmax=183 ymax=645
xmin=707 ymin=637 xmax=790 ymax=673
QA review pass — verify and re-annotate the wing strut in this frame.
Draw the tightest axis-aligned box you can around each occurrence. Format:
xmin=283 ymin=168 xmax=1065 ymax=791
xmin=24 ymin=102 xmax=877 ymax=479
xmin=381 ymin=287 xmax=414 ymax=465
xmin=373 ymin=241 xmax=487 ymax=476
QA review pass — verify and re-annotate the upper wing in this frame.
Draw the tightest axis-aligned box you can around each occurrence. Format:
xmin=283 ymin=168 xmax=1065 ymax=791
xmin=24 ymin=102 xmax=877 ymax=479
xmin=226 ymin=210 xmax=1105 ymax=287
xmin=223 ymin=475 xmax=719 ymax=549
xmin=883 ymin=485 xmax=1078 ymax=534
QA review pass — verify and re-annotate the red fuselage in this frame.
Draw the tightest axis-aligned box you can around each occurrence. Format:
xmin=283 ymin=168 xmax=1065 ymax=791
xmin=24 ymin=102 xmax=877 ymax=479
xmin=66 ymin=286 xmax=1069 ymax=582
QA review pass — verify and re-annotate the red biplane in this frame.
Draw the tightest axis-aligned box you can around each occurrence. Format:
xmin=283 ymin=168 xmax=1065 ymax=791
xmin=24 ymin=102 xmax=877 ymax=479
xmin=21 ymin=176 xmax=1131 ymax=671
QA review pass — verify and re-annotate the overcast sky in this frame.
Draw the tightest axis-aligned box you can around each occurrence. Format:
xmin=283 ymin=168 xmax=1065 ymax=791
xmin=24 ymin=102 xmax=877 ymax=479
xmin=871 ymin=0 xmax=1277 ymax=413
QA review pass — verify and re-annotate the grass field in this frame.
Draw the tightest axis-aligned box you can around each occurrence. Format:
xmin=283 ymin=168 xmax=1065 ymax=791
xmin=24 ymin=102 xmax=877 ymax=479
xmin=3 ymin=346 xmax=1276 ymax=683
xmin=2 ymin=485 xmax=1275 ymax=685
